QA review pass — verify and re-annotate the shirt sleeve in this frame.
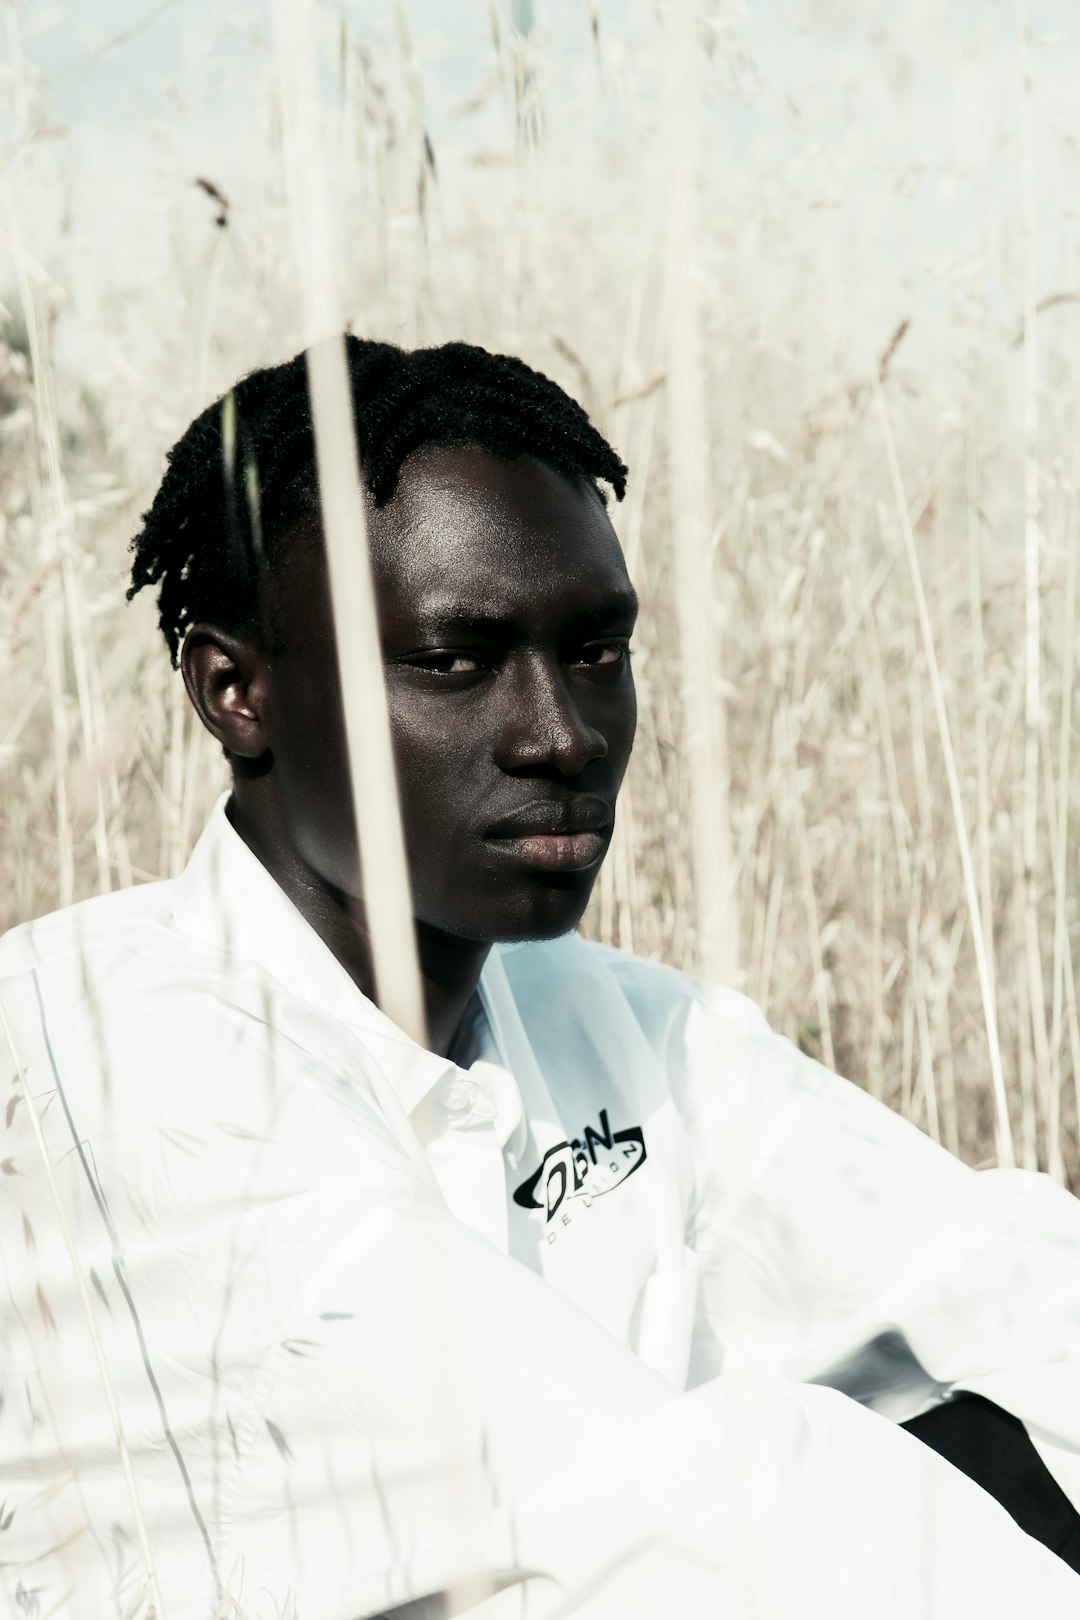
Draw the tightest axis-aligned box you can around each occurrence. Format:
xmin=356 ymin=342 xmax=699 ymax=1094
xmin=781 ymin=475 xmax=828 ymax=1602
xmin=224 ymin=1170 xmax=1080 ymax=1620
xmin=677 ymin=984 xmax=1080 ymax=1510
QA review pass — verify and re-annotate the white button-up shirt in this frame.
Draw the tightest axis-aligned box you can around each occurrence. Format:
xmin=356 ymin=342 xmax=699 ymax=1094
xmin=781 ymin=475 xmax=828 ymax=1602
xmin=2 ymin=794 xmax=1080 ymax=1619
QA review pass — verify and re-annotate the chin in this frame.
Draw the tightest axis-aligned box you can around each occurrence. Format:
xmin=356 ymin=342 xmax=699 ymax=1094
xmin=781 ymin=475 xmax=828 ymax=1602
xmin=422 ymin=859 xmax=604 ymax=946
xmin=481 ymin=874 xmax=596 ymax=945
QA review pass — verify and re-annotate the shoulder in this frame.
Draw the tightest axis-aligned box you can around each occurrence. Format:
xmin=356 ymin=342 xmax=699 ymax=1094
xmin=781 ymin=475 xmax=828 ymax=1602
xmin=0 ymin=882 xmax=182 ymax=1072
xmin=0 ymin=878 xmax=253 ymax=1068
xmin=0 ymin=879 xmax=298 ymax=1120
xmin=0 ymin=889 xmax=402 ymax=1216
xmin=497 ymin=933 xmax=774 ymax=1058
xmin=0 ymin=878 xmax=175 ymax=986
xmin=574 ymin=938 xmax=772 ymax=1038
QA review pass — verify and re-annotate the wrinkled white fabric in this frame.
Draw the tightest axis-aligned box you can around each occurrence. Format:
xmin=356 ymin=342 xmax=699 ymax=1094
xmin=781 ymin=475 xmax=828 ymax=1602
xmin=1 ymin=793 xmax=1079 ymax=1619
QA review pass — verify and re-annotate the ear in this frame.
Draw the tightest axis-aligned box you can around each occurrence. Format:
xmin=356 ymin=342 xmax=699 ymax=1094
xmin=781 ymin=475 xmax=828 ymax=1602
xmin=181 ymin=625 xmax=273 ymax=760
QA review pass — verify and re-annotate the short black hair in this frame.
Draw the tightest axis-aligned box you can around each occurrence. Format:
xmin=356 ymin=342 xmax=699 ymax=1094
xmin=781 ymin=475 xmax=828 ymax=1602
xmin=127 ymin=337 xmax=628 ymax=667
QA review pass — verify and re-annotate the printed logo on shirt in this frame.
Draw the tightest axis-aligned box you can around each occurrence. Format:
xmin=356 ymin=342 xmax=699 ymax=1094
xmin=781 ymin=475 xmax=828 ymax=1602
xmin=512 ymin=1107 xmax=646 ymax=1227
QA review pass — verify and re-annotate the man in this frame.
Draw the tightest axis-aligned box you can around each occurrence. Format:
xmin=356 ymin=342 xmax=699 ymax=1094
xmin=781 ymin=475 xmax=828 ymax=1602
xmin=2 ymin=338 xmax=1080 ymax=1620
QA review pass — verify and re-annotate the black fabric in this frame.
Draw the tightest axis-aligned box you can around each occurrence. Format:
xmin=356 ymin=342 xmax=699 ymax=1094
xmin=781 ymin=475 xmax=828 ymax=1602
xmin=901 ymin=1392 xmax=1080 ymax=1576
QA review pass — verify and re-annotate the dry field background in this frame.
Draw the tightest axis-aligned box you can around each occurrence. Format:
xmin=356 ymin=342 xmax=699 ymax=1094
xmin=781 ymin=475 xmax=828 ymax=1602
xmin=2 ymin=0 xmax=1079 ymax=1186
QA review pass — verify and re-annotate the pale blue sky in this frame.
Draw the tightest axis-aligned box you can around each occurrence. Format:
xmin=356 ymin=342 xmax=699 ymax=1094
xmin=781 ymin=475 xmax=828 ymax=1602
xmin=18 ymin=0 xmax=1080 ymax=141
xmin=6 ymin=1 xmax=1080 ymax=399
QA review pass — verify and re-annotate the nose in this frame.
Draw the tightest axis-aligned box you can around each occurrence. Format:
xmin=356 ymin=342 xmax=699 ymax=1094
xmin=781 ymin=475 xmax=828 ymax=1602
xmin=495 ymin=652 xmax=608 ymax=778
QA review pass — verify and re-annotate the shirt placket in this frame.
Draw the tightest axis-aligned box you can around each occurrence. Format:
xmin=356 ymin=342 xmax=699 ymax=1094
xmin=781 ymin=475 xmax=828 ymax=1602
xmin=417 ymin=1065 xmax=512 ymax=1252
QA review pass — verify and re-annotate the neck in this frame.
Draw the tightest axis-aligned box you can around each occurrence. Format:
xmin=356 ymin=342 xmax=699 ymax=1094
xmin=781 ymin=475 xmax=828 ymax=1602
xmin=226 ymin=783 xmax=490 ymax=1058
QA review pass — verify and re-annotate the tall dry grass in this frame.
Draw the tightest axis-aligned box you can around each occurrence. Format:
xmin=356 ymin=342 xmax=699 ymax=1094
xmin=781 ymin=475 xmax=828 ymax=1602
xmin=2 ymin=0 xmax=1078 ymax=1199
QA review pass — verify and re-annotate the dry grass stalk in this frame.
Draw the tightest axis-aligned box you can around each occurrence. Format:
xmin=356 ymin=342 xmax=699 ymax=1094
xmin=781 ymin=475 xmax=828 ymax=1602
xmin=662 ymin=0 xmax=737 ymax=984
xmin=271 ymin=0 xmax=425 ymax=1048
xmin=1015 ymin=0 xmax=1055 ymax=1178
xmin=1050 ymin=405 xmax=1080 ymax=1154
xmin=874 ymin=378 xmax=1016 ymax=1169
xmin=268 ymin=6 xmax=496 ymax=1611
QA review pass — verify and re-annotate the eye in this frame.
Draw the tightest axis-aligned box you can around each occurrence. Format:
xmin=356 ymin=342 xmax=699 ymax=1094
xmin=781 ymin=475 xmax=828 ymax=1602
xmin=402 ymin=651 xmax=488 ymax=677
xmin=573 ymin=641 xmax=631 ymax=668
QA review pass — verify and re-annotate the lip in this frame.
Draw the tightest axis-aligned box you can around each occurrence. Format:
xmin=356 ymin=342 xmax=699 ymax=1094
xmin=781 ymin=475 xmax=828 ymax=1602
xmin=483 ymin=797 xmax=612 ymax=874
xmin=484 ymin=830 xmax=608 ymax=873
xmin=484 ymin=796 xmax=613 ymax=840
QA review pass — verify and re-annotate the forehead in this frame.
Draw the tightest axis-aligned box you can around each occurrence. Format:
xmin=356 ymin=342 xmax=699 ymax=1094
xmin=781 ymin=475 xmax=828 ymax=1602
xmin=367 ymin=446 xmax=633 ymax=627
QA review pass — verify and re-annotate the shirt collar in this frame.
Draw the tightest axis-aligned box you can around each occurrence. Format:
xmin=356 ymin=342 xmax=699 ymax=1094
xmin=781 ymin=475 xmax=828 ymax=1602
xmin=168 ymin=792 xmax=456 ymax=1117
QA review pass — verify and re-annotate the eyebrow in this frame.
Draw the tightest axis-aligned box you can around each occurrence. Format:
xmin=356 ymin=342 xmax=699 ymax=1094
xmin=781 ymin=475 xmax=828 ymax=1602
xmin=390 ymin=588 xmax=640 ymax=641
xmin=579 ymin=586 xmax=640 ymax=622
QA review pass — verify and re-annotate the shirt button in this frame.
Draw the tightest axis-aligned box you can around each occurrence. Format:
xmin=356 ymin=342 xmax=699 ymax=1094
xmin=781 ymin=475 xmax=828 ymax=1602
xmin=439 ymin=1076 xmax=498 ymax=1124
xmin=442 ymin=1079 xmax=474 ymax=1114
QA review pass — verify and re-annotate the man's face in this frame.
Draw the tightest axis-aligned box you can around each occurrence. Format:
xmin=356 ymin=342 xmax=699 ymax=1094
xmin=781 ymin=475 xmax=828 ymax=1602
xmin=262 ymin=446 xmax=638 ymax=943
